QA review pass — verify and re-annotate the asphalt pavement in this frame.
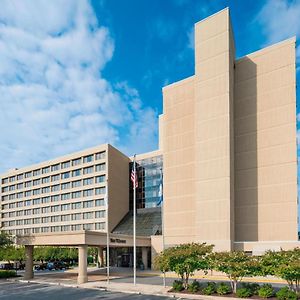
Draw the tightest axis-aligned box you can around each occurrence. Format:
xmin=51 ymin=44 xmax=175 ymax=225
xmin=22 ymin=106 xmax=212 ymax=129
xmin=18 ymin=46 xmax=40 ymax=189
xmin=0 ymin=281 xmax=172 ymax=300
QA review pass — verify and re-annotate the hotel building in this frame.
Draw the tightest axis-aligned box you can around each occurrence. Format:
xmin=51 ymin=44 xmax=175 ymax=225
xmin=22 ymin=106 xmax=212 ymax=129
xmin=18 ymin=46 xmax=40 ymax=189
xmin=0 ymin=8 xmax=299 ymax=283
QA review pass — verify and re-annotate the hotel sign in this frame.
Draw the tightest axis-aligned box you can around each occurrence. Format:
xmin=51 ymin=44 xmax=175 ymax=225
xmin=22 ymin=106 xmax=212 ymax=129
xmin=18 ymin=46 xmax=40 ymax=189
xmin=110 ymin=238 xmax=126 ymax=244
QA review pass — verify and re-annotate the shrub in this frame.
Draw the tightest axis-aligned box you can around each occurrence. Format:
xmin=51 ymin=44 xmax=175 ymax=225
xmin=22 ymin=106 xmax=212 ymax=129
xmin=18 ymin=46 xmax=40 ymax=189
xmin=172 ymin=280 xmax=184 ymax=292
xmin=276 ymin=287 xmax=297 ymax=300
xmin=217 ymin=282 xmax=231 ymax=295
xmin=258 ymin=284 xmax=274 ymax=298
xmin=202 ymin=282 xmax=217 ymax=295
xmin=236 ymin=287 xmax=253 ymax=298
xmin=0 ymin=270 xmax=17 ymax=278
xmin=187 ymin=280 xmax=201 ymax=293
xmin=242 ymin=283 xmax=260 ymax=295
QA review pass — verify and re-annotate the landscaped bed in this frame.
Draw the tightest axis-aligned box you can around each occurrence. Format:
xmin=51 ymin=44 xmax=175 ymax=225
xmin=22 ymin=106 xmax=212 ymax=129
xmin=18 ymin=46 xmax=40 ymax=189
xmin=169 ymin=280 xmax=299 ymax=300
xmin=0 ymin=270 xmax=18 ymax=279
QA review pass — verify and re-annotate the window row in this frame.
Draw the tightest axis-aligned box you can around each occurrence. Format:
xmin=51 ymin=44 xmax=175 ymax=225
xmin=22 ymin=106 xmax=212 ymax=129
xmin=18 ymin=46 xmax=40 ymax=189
xmin=1 ymin=186 xmax=106 ymax=202
xmin=4 ymin=222 xmax=106 ymax=235
xmin=1 ymin=211 xmax=106 ymax=227
xmin=1 ymin=198 xmax=106 ymax=212
xmin=1 ymin=152 xmax=106 ymax=184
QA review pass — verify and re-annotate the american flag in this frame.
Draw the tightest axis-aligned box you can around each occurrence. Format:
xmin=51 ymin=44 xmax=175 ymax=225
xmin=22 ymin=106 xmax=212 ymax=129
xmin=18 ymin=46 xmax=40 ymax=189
xmin=131 ymin=168 xmax=138 ymax=188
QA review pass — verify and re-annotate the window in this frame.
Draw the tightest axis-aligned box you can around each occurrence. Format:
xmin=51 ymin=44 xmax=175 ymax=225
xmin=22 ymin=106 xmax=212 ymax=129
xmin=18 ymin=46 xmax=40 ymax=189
xmin=61 ymin=204 xmax=70 ymax=211
xmin=83 ymin=223 xmax=93 ymax=230
xmin=24 ymin=181 xmax=32 ymax=188
xmin=72 ymin=213 xmax=81 ymax=220
xmin=16 ymin=210 xmax=23 ymax=216
xmin=51 ymin=174 xmax=59 ymax=182
xmin=2 ymin=195 xmax=8 ymax=201
xmin=83 ymin=166 xmax=93 ymax=175
xmin=83 ymin=155 xmax=93 ymax=163
xmin=51 ymin=185 xmax=60 ymax=192
xmin=42 ymin=217 xmax=50 ymax=223
xmin=95 ymin=187 xmax=106 ymax=195
xmin=33 ymin=188 xmax=40 ymax=195
xmin=33 ymin=169 xmax=40 ymax=176
xmin=33 ymin=208 xmax=41 ymax=215
xmin=72 ymin=158 xmax=81 ymax=166
xmin=2 ymin=178 xmax=8 ymax=184
xmin=41 ymin=187 xmax=50 ymax=194
xmin=95 ymin=151 xmax=105 ymax=160
xmin=9 ymin=203 xmax=15 ymax=209
xmin=9 ymin=194 xmax=15 ymax=200
xmin=51 ymin=164 xmax=60 ymax=172
xmin=51 ymin=215 xmax=60 ymax=222
xmin=24 ymin=200 xmax=31 ymax=206
xmin=17 ymin=174 xmax=23 ymax=180
xmin=9 ymin=220 xmax=15 ymax=226
xmin=16 ymin=201 xmax=23 ymax=208
xmin=83 ymin=177 xmax=93 ymax=186
xmin=33 ymin=179 xmax=40 ymax=186
xmin=72 ymin=202 xmax=81 ymax=209
xmin=83 ymin=212 xmax=93 ymax=219
xmin=2 ymin=187 xmax=8 ymax=193
xmin=61 ymin=161 xmax=70 ymax=169
xmin=61 ymin=193 xmax=70 ymax=200
xmin=42 ymin=207 xmax=50 ymax=214
xmin=61 ymin=215 xmax=70 ymax=222
xmin=33 ymin=198 xmax=41 ymax=205
xmin=51 ymin=205 xmax=60 ymax=212
xmin=83 ymin=189 xmax=93 ymax=197
xmin=42 ymin=177 xmax=50 ymax=184
xmin=24 ymin=172 xmax=32 ymax=178
xmin=95 ymin=210 xmax=106 ymax=218
xmin=24 ymin=219 xmax=31 ymax=225
xmin=42 ymin=197 xmax=50 ymax=204
xmin=72 ymin=224 xmax=81 ymax=231
xmin=24 ymin=228 xmax=31 ymax=234
xmin=42 ymin=167 xmax=50 ymax=174
xmin=17 ymin=183 xmax=23 ymax=189
xmin=72 ymin=169 xmax=81 ymax=177
xmin=51 ymin=226 xmax=60 ymax=232
xmin=95 ymin=175 xmax=105 ymax=183
xmin=16 ymin=229 xmax=24 ymax=235
xmin=83 ymin=200 xmax=93 ymax=208
xmin=72 ymin=191 xmax=81 ymax=199
xmin=32 ymin=228 xmax=40 ymax=233
xmin=9 ymin=176 xmax=16 ymax=182
xmin=51 ymin=195 xmax=60 ymax=202
xmin=33 ymin=218 xmax=41 ymax=224
xmin=61 ymin=182 xmax=70 ymax=190
xmin=16 ymin=220 xmax=23 ymax=226
xmin=61 ymin=172 xmax=70 ymax=179
xmin=72 ymin=180 xmax=81 ymax=188
xmin=95 ymin=163 xmax=105 ymax=172
xmin=24 ymin=191 xmax=31 ymax=197
xmin=16 ymin=192 xmax=23 ymax=199
xmin=41 ymin=227 xmax=49 ymax=233
xmin=9 ymin=185 xmax=15 ymax=191
xmin=61 ymin=225 xmax=70 ymax=232
xmin=24 ymin=209 xmax=31 ymax=215
xmin=9 ymin=212 xmax=15 ymax=217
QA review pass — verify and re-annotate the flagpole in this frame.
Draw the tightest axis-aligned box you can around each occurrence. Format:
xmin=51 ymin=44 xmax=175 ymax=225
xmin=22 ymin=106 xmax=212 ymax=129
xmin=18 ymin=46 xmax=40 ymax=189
xmin=106 ymin=180 xmax=110 ymax=284
xmin=160 ymin=168 xmax=166 ymax=287
xmin=133 ymin=155 xmax=137 ymax=286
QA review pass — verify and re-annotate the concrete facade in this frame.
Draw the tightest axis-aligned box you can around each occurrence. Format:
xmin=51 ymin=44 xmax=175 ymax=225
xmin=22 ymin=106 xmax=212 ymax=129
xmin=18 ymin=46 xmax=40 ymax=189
xmin=161 ymin=8 xmax=298 ymax=252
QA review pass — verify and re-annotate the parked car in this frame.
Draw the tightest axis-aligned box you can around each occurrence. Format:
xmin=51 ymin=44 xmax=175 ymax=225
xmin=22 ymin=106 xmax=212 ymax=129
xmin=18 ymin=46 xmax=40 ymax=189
xmin=46 ymin=261 xmax=69 ymax=270
xmin=34 ymin=263 xmax=48 ymax=270
xmin=0 ymin=262 xmax=14 ymax=270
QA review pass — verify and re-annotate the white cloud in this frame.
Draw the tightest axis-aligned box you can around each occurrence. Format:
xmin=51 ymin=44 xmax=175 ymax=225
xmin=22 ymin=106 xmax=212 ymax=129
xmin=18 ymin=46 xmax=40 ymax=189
xmin=257 ymin=0 xmax=300 ymax=44
xmin=0 ymin=0 xmax=157 ymax=173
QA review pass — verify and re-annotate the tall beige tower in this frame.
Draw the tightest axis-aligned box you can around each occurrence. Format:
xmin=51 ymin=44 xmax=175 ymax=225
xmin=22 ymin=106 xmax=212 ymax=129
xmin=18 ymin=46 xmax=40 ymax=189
xmin=161 ymin=8 xmax=298 ymax=252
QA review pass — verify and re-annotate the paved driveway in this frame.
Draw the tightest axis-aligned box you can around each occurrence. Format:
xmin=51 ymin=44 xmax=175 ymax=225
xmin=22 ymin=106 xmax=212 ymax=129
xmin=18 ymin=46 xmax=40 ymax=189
xmin=0 ymin=281 xmax=171 ymax=300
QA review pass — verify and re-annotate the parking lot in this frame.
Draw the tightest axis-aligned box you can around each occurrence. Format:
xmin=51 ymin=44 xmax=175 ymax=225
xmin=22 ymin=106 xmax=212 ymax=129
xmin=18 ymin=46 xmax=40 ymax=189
xmin=0 ymin=281 xmax=170 ymax=300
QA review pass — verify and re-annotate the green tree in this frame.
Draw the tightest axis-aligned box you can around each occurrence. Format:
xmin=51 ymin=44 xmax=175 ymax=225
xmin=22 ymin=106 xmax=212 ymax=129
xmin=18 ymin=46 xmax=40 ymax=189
xmin=260 ymin=248 xmax=300 ymax=293
xmin=0 ymin=232 xmax=13 ymax=248
xmin=154 ymin=243 xmax=213 ymax=288
xmin=211 ymin=251 xmax=260 ymax=293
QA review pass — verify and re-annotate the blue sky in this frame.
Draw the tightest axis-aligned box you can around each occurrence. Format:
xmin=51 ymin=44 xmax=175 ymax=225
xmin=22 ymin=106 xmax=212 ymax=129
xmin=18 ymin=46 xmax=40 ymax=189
xmin=0 ymin=0 xmax=299 ymax=174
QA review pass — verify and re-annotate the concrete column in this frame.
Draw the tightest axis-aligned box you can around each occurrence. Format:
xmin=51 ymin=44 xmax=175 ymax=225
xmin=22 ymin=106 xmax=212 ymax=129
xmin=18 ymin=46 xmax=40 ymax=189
xmin=142 ymin=247 xmax=148 ymax=269
xmin=24 ymin=245 xmax=34 ymax=280
xmin=77 ymin=245 xmax=88 ymax=284
xmin=97 ymin=247 xmax=104 ymax=267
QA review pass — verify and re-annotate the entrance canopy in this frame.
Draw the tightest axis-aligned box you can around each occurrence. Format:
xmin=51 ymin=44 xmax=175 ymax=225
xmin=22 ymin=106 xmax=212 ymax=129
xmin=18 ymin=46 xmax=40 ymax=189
xmin=16 ymin=230 xmax=151 ymax=247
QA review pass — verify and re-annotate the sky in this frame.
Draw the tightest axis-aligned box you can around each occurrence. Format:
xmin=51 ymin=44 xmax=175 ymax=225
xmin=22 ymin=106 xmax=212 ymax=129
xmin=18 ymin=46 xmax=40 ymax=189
xmin=0 ymin=0 xmax=299 ymax=174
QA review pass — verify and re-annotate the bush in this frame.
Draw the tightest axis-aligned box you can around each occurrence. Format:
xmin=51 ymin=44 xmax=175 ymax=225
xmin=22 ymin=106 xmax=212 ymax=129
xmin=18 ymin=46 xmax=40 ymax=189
xmin=217 ymin=282 xmax=231 ymax=295
xmin=0 ymin=270 xmax=17 ymax=278
xmin=276 ymin=287 xmax=297 ymax=300
xmin=242 ymin=283 xmax=260 ymax=295
xmin=258 ymin=284 xmax=274 ymax=298
xmin=172 ymin=280 xmax=184 ymax=292
xmin=187 ymin=280 xmax=201 ymax=293
xmin=202 ymin=282 xmax=217 ymax=295
xmin=236 ymin=287 xmax=253 ymax=298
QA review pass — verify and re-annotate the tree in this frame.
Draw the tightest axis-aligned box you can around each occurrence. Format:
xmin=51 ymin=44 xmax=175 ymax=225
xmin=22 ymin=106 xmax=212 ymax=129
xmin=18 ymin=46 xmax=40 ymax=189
xmin=260 ymin=248 xmax=300 ymax=292
xmin=154 ymin=243 xmax=214 ymax=288
xmin=211 ymin=251 xmax=260 ymax=293
xmin=0 ymin=232 xmax=13 ymax=248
